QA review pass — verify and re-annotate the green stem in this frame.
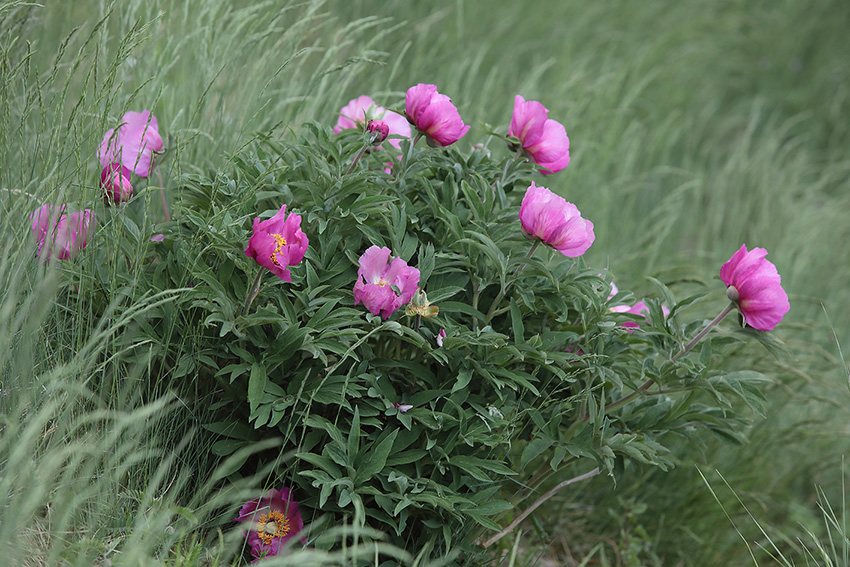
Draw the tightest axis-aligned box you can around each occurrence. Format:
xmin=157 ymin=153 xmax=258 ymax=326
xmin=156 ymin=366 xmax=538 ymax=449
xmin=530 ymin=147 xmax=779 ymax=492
xmin=485 ymin=240 xmax=540 ymax=322
xmin=242 ymin=269 xmax=265 ymax=315
xmin=345 ymin=141 xmax=371 ymax=175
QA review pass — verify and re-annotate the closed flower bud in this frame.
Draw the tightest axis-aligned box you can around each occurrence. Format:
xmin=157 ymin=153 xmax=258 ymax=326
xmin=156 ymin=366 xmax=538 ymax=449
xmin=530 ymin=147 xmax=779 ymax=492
xmin=100 ymin=163 xmax=134 ymax=204
xmin=366 ymin=120 xmax=389 ymax=145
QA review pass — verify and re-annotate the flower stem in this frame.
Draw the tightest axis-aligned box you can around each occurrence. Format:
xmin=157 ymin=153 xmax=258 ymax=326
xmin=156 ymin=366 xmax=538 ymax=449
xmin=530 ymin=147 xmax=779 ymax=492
xmin=602 ymin=301 xmax=737 ymax=414
xmin=242 ymin=269 xmax=265 ymax=315
xmin=482 ymin=466 xmax=600 ymax=548
xmin=345 ymin=141 xmax=371 ymax=175
xmin=157 ymin=169 xmax=170 ymax=222
xmin=485 ymin=240 xmax=540 ymax=322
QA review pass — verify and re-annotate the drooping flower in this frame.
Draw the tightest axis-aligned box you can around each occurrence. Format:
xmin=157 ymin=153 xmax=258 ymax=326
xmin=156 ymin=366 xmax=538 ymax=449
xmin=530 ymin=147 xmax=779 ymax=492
xmin=30 ymin=204 xmax=97 ymax=264
xmin=244 ymin=205 xmax=309 ymax=282
xmin=235 ymin=487 xmax=304 ymax=561
xmin=519 ymin=182 xmax=594 ymax=257
xmin=100 ymin=163 xmax=134 ymax=204
xmin=405 ymin=83 xmax=470 ymax=147
xmin=720 ymin=244 xmax=789 ymax=331
xmin=353 ymin=246 xmax=420 ymax=319
xmin=333 ymin=95 xmax=411 ymax=150
xmin=509 ymin=95 xmax=570 ymax=174
xmin=98 ymin=110 xmax=163 ymax=177
xmin=392 ymin=401 xmax=413 ymax=413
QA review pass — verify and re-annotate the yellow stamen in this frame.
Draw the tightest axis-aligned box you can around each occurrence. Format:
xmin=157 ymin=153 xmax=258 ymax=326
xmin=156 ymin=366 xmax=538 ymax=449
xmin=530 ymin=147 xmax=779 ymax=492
xmin=374 ymin=278 xmax=389 ymax=287
xmin=269 ymin=233 xmax=287 ymax=266
xmin=256 ymin=510 xmax=291 ymax=544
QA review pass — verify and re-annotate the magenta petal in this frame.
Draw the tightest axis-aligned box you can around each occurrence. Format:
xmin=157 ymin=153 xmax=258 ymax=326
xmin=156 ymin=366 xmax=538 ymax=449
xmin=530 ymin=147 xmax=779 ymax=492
xmin=720 ymin=244 xmax=789 ymax=331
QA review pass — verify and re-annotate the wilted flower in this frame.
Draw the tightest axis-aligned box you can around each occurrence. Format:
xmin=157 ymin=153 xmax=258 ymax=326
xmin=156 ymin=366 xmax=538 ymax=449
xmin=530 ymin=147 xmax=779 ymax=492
xmin=244 ymin=205 xmax=309 ymax=282
xmin=353 ymin=246 xmax=420 ymax=319
xmin=333 ymin=95 xmax=411 ymax=150
xmin=509 ymin=95 xmax=570 ymax=174
xmin=100 ymin=163 xmax=133 ymax=204
xmin=404 ymin=289 xmax=439 ymax=318
xmin=720 ymin=244 xmax=789 ymax=331
xmin=98 ymin=110 xmax=163 ymax=177
xmin=392 ymin=401 xmax=413 ymax=413
xmin=519 ymin=182 xmax=594 ymax=257
xmin=30 ymin=204 xmax=96 ymax=264
xmin=436 ymin=329 xmax=446 ymax=347
xmin=405 ymin=83 xmax=470 ymax=147
xmin=235 ymin=487 xmax=304 ymax=561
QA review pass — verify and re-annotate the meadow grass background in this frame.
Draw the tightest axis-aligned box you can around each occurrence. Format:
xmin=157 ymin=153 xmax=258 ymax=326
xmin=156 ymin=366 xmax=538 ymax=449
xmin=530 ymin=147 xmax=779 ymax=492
xmin=2 ymin=0 xmax=850 ymax=565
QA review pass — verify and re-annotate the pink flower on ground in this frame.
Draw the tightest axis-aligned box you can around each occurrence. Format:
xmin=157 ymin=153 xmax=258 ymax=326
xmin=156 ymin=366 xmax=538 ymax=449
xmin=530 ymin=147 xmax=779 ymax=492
xmin=30 ymin=204 xmax=96 ymax=264
xmin=353 ymin=246 xmax=420 ymax=319
xmin=610 ymin=301 xmax=670 ymax=332
xmin=98 ymin=110 xmax=163 ymax=177
xmin=245 ymin=205 xmax=309 ymax=282
xmin=405 ymin=83 xmax=470 ymax=147
xmin=235 ymin=487 xmax=305 ymax=561
xmin=720 ymin=244 xmax=790 ymax=331
xmin=519 ymin=182 xmax=594 ymax=257
xmin=509 ymin=95 xmax=570 ymax=174
xmin=100 ymin=163 xmax=134 ymax=204
xmin=333 ymin=95 xmax=411 ymax=150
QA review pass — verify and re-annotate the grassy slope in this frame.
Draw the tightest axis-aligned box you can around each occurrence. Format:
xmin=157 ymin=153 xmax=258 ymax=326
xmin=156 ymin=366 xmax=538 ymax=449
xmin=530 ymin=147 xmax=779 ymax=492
xmin=2 ymin=0 xmax=850 ymax=565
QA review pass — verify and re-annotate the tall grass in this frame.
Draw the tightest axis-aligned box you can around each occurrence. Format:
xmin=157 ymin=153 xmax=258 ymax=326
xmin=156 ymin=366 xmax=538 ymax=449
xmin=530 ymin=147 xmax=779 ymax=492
xmin=2 ymin=0 xmax=849 ymax=564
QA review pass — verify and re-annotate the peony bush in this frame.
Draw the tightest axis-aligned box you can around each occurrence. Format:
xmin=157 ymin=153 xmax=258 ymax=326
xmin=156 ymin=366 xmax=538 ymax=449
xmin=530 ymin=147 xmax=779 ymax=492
xmin=37 ymin=85 xmax=789 ymax=562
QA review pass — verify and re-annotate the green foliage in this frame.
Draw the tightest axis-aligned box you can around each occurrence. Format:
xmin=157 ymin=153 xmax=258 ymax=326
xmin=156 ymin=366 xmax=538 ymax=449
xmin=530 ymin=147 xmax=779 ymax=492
xmin=113 ymin=116 xmax=775 ymax=559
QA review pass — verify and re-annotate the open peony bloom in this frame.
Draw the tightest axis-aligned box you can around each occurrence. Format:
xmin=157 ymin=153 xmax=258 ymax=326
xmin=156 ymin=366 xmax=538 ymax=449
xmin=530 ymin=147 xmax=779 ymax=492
xmin=353 ymin=245 xmax=420 ymax=319
xmin=720 ymin=244 xmax=790 ymax=331
xmin=509 ymin=95 xmax=570 ymax=174
xmin=244 ymin=205 xmax=309 ymax=282
xmin=405 ymin=83 xmax=470 ymax=147
xmin=519 ymin=182 xmax=594 ymax=257
xmin=235 ymin=487 xmax=305 ymax=561
xmin=333 ymin=95 xmax=411 ymax=150
xmin=30 ymin=204 xmax=96 ymax=264
xmin=98 ymin=110 xmax=163 ymax=177
xmin=100 ymin=163 xmax=134 ymax=204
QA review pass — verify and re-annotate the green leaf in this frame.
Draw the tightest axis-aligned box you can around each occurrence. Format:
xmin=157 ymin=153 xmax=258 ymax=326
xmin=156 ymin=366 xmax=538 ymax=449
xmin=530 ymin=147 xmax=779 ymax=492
xmin=248 ymin=363 xmax=267 ymax=413
xmin=355 ymin=429 xmax=398 ymax=485
xmin=521 ymin=438 xmax=554 ymax=469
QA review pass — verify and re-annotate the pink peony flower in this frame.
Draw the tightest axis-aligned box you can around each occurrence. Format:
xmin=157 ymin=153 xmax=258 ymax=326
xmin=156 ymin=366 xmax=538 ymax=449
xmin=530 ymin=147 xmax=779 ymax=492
xmin=98 ymin=110 xmax=163 ymax=177
xmin=353 ymin=246 xmax=420 ymax=319
xmin=519 ymin=182 xmax=594 ymax=257
xmin=405 ymin=83 xmax=470 ymax=147
xmin=244 ymin=205 xmax=309 ymax=282
xmin=235 ymin=487 xmax=305 ymax=561
xmin=30 ymin=204 xmax=96 ymax=264
xmin=509 ymin=95 xmax=570 ymax=174
xmin=333 ymin=95 xmax=411 ymax=150
xmin=720 ymin=244 xmax=790 ymax=331
xmin=100 ymin=163 xmax=134 ymax=204
xmin=610 ymin=301 xmax=670 ymax=332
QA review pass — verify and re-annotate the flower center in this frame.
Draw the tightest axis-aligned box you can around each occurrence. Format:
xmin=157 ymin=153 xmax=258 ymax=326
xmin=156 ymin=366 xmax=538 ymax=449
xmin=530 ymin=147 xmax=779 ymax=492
xmin=256 ymin=510 xmax=290 ymax=544
xmin=373 ymin=277 xmax=389 ymax=287
xmin=269 ymin=233 xmax=287 ymax=266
